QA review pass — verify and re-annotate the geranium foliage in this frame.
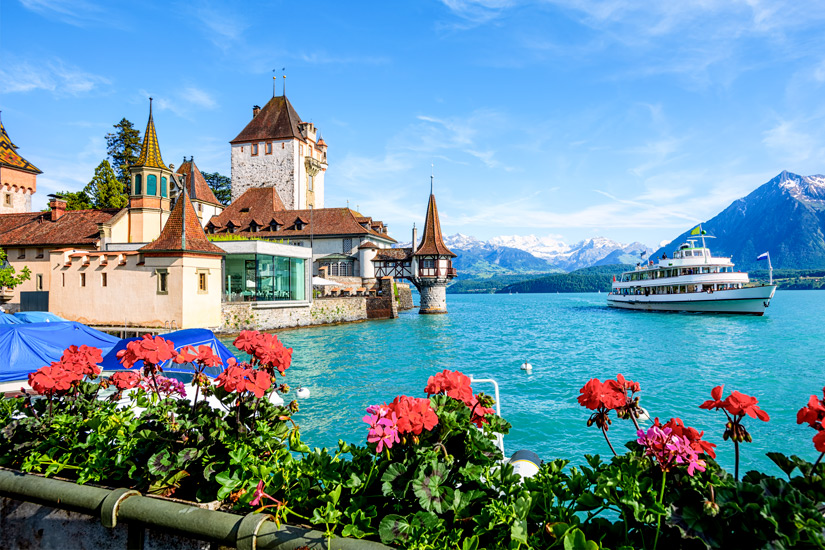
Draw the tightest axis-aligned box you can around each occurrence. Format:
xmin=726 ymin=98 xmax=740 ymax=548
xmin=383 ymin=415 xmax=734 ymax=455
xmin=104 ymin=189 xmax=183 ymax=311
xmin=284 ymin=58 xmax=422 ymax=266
xmin=4 ymin=355 xmax=825 ymax=549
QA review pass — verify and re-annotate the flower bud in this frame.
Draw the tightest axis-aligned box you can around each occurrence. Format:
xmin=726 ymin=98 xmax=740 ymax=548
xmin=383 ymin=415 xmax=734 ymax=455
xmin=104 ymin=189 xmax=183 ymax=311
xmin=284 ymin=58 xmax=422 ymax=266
xmin=703 ymin=500 xmax=719 ymax=517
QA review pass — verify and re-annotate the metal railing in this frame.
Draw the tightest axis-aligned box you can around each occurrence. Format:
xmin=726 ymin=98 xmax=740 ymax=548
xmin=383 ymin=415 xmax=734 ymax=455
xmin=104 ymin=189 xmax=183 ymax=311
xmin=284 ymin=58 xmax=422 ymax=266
xmin=0 ymin=468 xmax=390 ymax=550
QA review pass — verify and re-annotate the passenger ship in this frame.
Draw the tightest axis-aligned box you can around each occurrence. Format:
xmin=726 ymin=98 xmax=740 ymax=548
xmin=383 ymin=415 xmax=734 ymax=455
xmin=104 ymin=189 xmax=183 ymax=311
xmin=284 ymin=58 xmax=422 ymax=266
xmin=607 ymin=237 xmax=777 ymax=315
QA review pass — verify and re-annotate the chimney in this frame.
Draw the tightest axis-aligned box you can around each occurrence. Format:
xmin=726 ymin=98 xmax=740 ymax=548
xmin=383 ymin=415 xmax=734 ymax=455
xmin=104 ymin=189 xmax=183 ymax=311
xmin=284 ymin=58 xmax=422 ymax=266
xmin=49 ymin=198 xmax=67 ymax=221
xmin=412 ymin=223 xmax=417 ymax=251
xmin=252 ymin=105 xmax=261 ymax=118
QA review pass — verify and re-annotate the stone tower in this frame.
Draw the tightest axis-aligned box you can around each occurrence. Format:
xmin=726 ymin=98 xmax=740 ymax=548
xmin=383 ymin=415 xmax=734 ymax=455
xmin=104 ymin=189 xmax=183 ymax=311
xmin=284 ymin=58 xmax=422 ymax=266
xmin=0 ymin=114 xmax=40 ymax=214
xmin=128 ymin=99 xmax=173 ymax=243
xmin=409 ymin=186 xmax=456 ymax=314
xmin=229 ymin=95 xmax=327 ymax=209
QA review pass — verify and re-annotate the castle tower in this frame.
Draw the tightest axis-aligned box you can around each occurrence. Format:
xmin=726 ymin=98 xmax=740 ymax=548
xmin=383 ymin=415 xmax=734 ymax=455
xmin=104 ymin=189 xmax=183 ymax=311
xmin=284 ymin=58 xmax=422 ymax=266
xmin=128 ymin=99 xmax=173 ymax=242
xmin=409 ymin=184 xmax=456 ymax=314
xmin=230 ymin=94 xmax=327 ymax=209
xmin=0 ymin=114 xmax=40 ymax=214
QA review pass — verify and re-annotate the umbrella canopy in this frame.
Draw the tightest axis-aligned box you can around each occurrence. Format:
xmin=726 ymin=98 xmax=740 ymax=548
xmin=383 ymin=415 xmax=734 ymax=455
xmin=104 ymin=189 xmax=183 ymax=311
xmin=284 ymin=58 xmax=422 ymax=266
xmin=0 ymin=322 xmax=120 ymax=383
xmin=312 ymin=276 xmax=339 ymax=286
xmin=99 ymin=328 xmax=237 ymax=378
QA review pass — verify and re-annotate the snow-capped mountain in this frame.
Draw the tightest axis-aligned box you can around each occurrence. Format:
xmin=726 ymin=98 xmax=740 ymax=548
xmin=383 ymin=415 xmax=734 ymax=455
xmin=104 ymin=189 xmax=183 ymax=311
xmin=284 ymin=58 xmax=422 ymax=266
xmin=397 ymin=233 xmax=652 ymax=275
xmin=483 ymin=234 xmax=650 ymax=271
xmin=652 ymin=170 xmax=825 ymax=270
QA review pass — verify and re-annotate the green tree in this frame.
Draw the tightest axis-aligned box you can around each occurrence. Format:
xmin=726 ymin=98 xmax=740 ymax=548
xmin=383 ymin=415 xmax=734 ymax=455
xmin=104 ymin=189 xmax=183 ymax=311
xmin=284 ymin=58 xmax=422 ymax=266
xmin=106 ymin=118 xmax=141 ymax=193
xmin=84 ymin=160 xmax=128 ymax=209
xmin=0 ymin=247 xmax=31 ymax=290
xmin=55 ymin=190 xmax=94 ymax=210
xmin=202 ymin=171 xmax=231 ymax=205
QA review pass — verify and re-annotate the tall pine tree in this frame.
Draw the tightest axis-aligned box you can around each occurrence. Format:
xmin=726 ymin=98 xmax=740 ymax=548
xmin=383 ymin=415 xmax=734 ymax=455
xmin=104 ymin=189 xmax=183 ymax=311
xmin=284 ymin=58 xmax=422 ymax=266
xmin=201 ymin=171 xmax=231 ymax=205
xmin=84 ymin=160 xmax=128 ymax=209
xmin=106 ymin=118 xmax=141 ymax=193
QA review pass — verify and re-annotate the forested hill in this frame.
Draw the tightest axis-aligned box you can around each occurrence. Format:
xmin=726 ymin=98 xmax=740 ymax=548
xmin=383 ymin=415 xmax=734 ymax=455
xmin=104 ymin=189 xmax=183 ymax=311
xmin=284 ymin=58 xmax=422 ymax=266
xmin=495 ymin=264 xmax=632 ymax=294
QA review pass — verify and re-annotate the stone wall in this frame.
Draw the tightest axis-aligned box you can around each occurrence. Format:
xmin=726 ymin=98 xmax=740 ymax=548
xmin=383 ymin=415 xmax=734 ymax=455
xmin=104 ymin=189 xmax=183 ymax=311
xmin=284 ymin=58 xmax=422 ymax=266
xmin=396 ymin=282 xmax=414 ymax=310
xmin=220 ymin=296 xmax=367 ymax=332
xmin=417 ymin=278 xmax=449 ymax=314
xmin=230 ymin=141 xmax=296 ymax=206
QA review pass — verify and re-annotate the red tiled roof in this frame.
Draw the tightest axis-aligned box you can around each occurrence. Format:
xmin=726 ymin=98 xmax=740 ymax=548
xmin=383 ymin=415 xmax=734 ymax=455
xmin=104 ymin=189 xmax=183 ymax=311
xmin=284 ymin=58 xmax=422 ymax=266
xmin=176 ymin=159 xmax=222 ymax=206
xmin=230 ymin=95 xmax=305 ymax=144
xmin=0 ymin=118 xmax=41 ymax=175
xmin=0 ymin=209 xmax=118 ymax=247
xmin=414 ymin=193 xmax=455 ymax=257
xmin=375 ymin=248 xmax=411 ymax=261
xmin=358 ymin=241 xmax=379 ymax=249
xmin=140 ymin=193 xmax=223 ymax=255
xmin=206 ymin=188 xmax=396 ymax=242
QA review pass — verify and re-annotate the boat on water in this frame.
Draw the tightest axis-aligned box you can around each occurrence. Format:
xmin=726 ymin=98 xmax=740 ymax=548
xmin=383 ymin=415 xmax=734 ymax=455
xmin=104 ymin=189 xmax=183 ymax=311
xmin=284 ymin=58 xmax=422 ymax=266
xmin=607 ymin=235 xmax=776 ymax=315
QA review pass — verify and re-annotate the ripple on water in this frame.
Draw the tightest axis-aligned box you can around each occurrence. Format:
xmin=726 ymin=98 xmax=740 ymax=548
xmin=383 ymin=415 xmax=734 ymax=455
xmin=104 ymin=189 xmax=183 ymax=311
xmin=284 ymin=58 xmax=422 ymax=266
xmin=221 ymin=290 xmax=825 ymax=475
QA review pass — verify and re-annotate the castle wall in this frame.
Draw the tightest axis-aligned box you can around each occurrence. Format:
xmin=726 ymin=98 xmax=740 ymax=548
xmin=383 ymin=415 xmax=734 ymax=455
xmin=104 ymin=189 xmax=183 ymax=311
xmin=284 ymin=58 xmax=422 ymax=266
xmin=49 ymin=252 xmax=222 ymax=329
xmin=230 ymin=140 xmax=296 ymax=207
xmin=0 ymin=247 xmax=59 ymax=308
xmin=0 ymin=170 xmax=34 ymax=214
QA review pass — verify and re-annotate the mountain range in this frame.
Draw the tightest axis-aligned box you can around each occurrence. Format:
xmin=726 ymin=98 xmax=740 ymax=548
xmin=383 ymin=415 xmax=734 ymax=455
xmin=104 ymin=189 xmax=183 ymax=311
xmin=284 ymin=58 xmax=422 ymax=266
xmin=398 ymin=234 xmax=652 ymax=276
xmin=653 ymin=171 xmax=825 ymax=271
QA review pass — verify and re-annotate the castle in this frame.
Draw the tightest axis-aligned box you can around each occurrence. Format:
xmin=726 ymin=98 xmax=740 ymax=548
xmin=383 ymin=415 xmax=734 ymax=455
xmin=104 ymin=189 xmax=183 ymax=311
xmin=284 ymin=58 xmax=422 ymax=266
xmin=0 ymin=91 xmax=456 ymax=328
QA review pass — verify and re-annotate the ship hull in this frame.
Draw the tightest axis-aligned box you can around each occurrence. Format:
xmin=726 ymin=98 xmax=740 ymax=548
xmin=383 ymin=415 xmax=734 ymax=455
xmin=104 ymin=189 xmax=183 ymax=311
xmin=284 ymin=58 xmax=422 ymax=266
xmin=607 ymin=285 xmax=777 ymax=315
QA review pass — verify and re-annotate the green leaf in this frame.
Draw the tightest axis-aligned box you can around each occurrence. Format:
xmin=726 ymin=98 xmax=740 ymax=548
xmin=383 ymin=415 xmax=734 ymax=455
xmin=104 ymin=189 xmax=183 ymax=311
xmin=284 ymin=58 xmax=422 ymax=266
xmin=767 ymin=452 xmax=798 ymax=478
xmin=412 ymin=463 xmax=451 ymax=513
xmin=378 ymin=514 xmax=410 ymax=544
xmin=462 ymin=536 xmax=479 ymax=550
xmin=381 ymin=462 xmax=408 ymax=497
xmin=564 ymin=528 xmax=599 ymax=550
xmin=576 ymin=492 xmax=603 ymax=511
xmin=147 ymin=449 xmax=174 ymax=476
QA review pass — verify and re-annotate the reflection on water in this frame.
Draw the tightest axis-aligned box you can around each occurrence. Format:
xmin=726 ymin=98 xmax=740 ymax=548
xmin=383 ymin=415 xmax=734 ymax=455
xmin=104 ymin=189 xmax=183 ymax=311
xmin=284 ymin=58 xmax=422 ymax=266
xmin=222 ymin=290 xmax=825 ymax=475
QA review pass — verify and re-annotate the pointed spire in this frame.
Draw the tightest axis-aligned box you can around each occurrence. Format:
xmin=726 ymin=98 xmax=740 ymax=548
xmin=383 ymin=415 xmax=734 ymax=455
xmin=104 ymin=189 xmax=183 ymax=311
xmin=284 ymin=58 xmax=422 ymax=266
xmin=133 ymin=98 xmax=169 ymax=170
xmin=0 ymin=115 xmax=41 ymax=174
xmin=414 ymin=186 xmax=455 ymax=258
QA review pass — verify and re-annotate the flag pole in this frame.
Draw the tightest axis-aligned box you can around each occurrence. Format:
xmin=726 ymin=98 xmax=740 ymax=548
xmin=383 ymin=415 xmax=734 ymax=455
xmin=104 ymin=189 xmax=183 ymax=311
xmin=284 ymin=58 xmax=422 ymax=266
xmin=768 ymin=252 xmax=773 ymax=285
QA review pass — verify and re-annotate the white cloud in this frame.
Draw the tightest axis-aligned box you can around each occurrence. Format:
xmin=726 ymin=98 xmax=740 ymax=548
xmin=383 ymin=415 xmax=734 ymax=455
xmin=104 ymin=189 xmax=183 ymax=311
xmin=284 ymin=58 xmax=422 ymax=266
xmin=762 ymin=119 xmax=822 ymax=164
xmin=0 ymin=58 xmax=110 ymax=96
xmin=183 ymin=87 xmax=218 ymax=110
xmin=19 ymin=0 xmax=111 ymax=27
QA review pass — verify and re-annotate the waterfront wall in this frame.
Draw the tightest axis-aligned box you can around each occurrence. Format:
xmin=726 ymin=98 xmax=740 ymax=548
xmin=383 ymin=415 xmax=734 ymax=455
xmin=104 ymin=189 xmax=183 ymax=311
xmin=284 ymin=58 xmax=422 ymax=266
xmin=1 ymin=497 xmax=211 ymax=550
xmin=397 ymin=282 xmax=414 ymax=310
xmin=221 ymin=296 xmax=368 ymax=332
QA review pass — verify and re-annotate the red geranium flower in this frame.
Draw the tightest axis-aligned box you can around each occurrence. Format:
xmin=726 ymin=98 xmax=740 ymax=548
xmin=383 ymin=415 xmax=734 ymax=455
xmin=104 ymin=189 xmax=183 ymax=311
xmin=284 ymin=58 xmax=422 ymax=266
xmin=195 ymin=345 xmax=223 ymax=368
xmin=468 ymin=395 xmax=496 ymax=428
xmin=577 ymin=378 xmax=625 ymax=410
xmin=61 ymin=345 xmax=103 ymax=376
xmin=245 ymin=370 xmax=272 ymax=398
xmin=233 ymin=330 xmax=261 ymax=354
xmin=28 ymin=363 xmax=76 ymax=395
xmin=117 ymin=334 xmax=176 ymax=368
xmin=390 ymin=395 xmax=438 ymax=435
xmin=700 ymin=385 xmax=769 ymax=421
xmin=173 ymin=345 xmax=198 ymax=364
xmin=216 ymin=366 xmax=249 ymax=393
xmin=797 ymin=387 xmax=825 ymax=452
xmin=110 ymin=371 xmax=142 ymax=391
xmin=425 ymin=370 xmax=474 ymax=405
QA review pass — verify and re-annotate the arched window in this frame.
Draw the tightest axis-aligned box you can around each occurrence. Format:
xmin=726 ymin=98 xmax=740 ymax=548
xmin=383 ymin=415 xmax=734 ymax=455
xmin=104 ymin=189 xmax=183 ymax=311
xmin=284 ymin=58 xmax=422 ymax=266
xmin=134 ymin=175 xmax=142 ymax=195
xmin=147 ymin=174 xmax=157 ymax=195
xmin=161 ymin=177 xmax=168 ymax=197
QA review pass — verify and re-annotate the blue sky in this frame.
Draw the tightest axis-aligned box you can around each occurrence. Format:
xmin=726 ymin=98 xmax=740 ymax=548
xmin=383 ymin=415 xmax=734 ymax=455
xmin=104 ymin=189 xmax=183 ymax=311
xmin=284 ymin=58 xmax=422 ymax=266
xmin=3 ymin=1 xmax=825 ymax=248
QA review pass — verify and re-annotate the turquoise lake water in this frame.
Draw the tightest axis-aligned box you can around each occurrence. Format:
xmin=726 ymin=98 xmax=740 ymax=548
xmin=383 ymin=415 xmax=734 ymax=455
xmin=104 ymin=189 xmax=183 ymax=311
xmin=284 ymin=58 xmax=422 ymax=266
xmin=223 ymin=291 xmax=825 ymax=476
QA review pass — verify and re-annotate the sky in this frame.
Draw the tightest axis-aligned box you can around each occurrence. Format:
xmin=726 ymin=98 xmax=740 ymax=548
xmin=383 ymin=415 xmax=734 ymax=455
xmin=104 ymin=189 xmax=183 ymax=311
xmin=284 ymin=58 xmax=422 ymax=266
xmin=3 ymin=1 xmax=825 ymax=249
